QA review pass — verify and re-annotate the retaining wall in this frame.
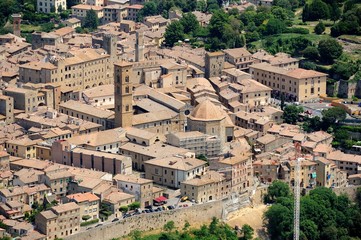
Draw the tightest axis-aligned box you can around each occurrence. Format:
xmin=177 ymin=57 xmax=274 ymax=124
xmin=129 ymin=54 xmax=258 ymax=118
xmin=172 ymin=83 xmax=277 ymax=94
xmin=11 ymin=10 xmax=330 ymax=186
xmin=65 ymin=200 xmax=224 ymax=240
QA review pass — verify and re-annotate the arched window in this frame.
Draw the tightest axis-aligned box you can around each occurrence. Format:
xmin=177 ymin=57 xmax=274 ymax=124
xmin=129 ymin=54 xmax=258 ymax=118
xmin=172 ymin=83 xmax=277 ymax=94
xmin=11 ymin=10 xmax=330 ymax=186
xmin=125 ymin=86 xmax=129 ymax=93
xmin=125 ymin=76 xmax=129 ymax=82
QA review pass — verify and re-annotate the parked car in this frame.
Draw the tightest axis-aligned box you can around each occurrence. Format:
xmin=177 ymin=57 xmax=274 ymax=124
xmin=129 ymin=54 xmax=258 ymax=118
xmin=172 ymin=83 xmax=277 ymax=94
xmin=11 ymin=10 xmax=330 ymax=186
xmin=112 ymin=218 xmax=119 ymax=222
xmin=95 ymin=224 xmax=103 ymax=228
xmin=180 ymin=196 xmax=188 ymax=202
xmin=168 ymin=205 xmax=175 ymax=210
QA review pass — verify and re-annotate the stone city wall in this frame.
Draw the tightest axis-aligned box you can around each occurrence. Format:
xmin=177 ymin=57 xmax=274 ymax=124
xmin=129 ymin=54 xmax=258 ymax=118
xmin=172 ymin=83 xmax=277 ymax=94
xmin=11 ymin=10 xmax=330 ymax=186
xmin=333 ymin=185 xmax=360 ymax=201
xmin=65 ymin=200 xmax=224 ymax=240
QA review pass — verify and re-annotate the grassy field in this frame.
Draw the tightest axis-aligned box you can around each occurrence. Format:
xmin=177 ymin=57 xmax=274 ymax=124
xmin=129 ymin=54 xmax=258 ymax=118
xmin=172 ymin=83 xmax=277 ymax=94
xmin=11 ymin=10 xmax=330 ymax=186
xmin=270 ymin=32 xmax=329 ymax=42
xmin=339 ymin=35 xmax=361 ymax=44
xmin=21 ymin=24 xmax=42 ymax=33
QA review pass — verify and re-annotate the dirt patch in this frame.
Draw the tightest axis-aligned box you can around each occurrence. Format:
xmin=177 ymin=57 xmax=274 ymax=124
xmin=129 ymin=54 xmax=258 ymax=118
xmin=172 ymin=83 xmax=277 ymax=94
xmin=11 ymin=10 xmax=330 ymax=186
xmin=226 ymin=204 xmax=269 ymax=239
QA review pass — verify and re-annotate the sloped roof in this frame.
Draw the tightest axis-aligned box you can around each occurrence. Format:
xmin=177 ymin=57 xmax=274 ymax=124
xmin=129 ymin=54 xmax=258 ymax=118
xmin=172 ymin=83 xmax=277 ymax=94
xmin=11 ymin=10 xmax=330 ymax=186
xmin=189 ymin=99 xmax=225 ymax=121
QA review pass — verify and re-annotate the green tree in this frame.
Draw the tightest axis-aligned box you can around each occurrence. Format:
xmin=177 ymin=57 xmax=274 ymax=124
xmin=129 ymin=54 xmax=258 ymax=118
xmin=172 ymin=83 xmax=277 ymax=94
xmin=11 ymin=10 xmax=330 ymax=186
xmin=67 ymin=0 xmax=78 ymax=8
xmin=229 ymin=15 xmax=244 ymax=32
xmin=196 ymin=154 xmax=207 ymax=161
xmin=318 ymin=39 xmax=343 ymax=64
xmin=50 ymin=5 xmax=56 ymax=12
xmin=163 ymin=221 xmax=175 ymax=232
xmin=356 ymin=187 xmax=361 ymax=208
xmin=329 ymin=2 xmax=341 ymax=23
xmin=207 ymin=0 xmax=220 ymax=12
xmin=302 ymin=116 xmax=322 ymax=132
xmin=280 ymin=92 xmax=285 ymax=110
xmin=301 ymin=61 xmax=317 ymax=70
xmin=0 ymin=236 xmax=12 ymax=240
xmin=209 ymin=217 xmax=219 ymax=234
xmin=264 ymin=204 xmax=293 ymax=239
xmin=283 ymin=105 xmax=303 ymax=124
xmin=228 ymin=7 xmax=239 ymax=16
xmin=235 ymin=34 xmax=246 ymax=48
xmin=137 ymin=1 xmax=157 ymax=22
xmin=57 ymin=4 xmax=63 ymax=12
xmin=264 ymin=18 xmax=286 ymax=35
xmin=196 ymin=0 xmax=207 ymax=12
xmin=183 ymin=220 xmax=191 ymax=231
xmin=321 ymin=107 xmax=346 ymax=129
xmin=207 ymin=9 xmax=245 ymax=50
xmin=301 ymin=220 xmax=319 ymax=240
xmin=179 ymin=12 xmax=199 ymax=34
xmin=264 ymin=180 xmax=292 ymax=203
xmin=330 ymin=61 xmax=358 ymax=80
xmin=164 ymin=20 xmax=184 ymax=47
xmin=314 ymin=21 xmax=325 ymax=34
xmin=321 ymin=225 xmax=338 ymax=240
xmin=240 ymin=224 xmax=254 ymax=240
xmin=302 ymin=46 xmax=319 ymax=60
xmin=83 ymin=9 xmax=99 ymax=30
xmin=271 ymin=6 xmax=292 ymax=21
xmin=75 ymin=27 xmax=87 ymax=33
xmin=302 ymin=0 xmax=330 ymax=21
xmin=129 ymin=230 xmax=142 ymax=240
xmin=331 ymin=6 xmax=361 ymax=37
xmin=60 ymin=10 xmax=70 ymax=19
xmin=291 ymin=36 xmax=313 ymax=56
xmin=185 ymin=0 xmax=197 ymax=12
xmin=119 ymin=205 xmax=129 ymax=213
xmin=82 ymin=215 xmax=91 ymax=221
xmin=265 ymin=187 xmax=361 ymax=240
xmin=128 ymin=201 xmax=140 ymax=210
xmin=245 ymin=31 xmax=260 ymax=42
xmin=334 ymin=129 xmax=350 ymax=147
xmin=40 ymin=22 xmax=55 ymax=32
xmin=273 ymin=0 xmax=292 ymax=10
xmin=208 ymin=10 xmax=228 ymax=38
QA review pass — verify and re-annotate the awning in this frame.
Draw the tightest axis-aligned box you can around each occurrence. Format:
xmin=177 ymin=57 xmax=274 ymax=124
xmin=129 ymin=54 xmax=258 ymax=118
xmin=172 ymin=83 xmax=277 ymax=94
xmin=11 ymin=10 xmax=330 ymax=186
xmin=154 ymin=196 xmax=167 ymax=202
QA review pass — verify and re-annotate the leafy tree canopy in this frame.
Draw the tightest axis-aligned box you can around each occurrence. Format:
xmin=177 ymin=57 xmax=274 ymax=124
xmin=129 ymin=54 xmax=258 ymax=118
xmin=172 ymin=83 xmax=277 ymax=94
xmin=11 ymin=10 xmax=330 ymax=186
xmin=302 ymin=0 xmax=330 ymax=21
xmin=318 ymin=38 xmax=343 ymax=64
xmin=179 ymin=12 xmax=199 ymax=34
xmin=264 ymin=180 xmax=292 ymax=203
xmin=283 ymin=105 xmax=304 ymax=124
xmin=265 ymin=186 xmax=361 ymax=240
xmin=164 ymin=20 xmax=184 ymax=47
xmin=314 ymin=21 xmax=325 ymax=34
xmin=321 ymin=107 xmax=346 ymax=128
xmin=83 ymin=9 xmax=99 ymax=30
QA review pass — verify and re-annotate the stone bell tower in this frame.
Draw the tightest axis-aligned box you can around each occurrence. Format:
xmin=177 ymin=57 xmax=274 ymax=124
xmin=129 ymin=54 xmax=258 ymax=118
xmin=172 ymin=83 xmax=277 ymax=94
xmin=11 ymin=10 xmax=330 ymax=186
xmin=12 ymin=14 xmax=22 ymax=37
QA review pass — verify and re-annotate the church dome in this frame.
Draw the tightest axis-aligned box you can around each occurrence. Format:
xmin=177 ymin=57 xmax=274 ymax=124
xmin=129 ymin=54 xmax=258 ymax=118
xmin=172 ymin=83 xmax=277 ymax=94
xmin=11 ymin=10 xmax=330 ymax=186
xmin=189 ymin=99 xmax=225 ymax=121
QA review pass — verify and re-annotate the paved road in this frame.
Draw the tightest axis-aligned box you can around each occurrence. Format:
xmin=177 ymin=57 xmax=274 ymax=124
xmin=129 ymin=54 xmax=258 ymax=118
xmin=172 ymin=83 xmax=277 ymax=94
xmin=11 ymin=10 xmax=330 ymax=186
xmin=270 ymin=98 xmax=333 ymax=118
xmin=300 ymin=102 xmax=332 ymax=118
